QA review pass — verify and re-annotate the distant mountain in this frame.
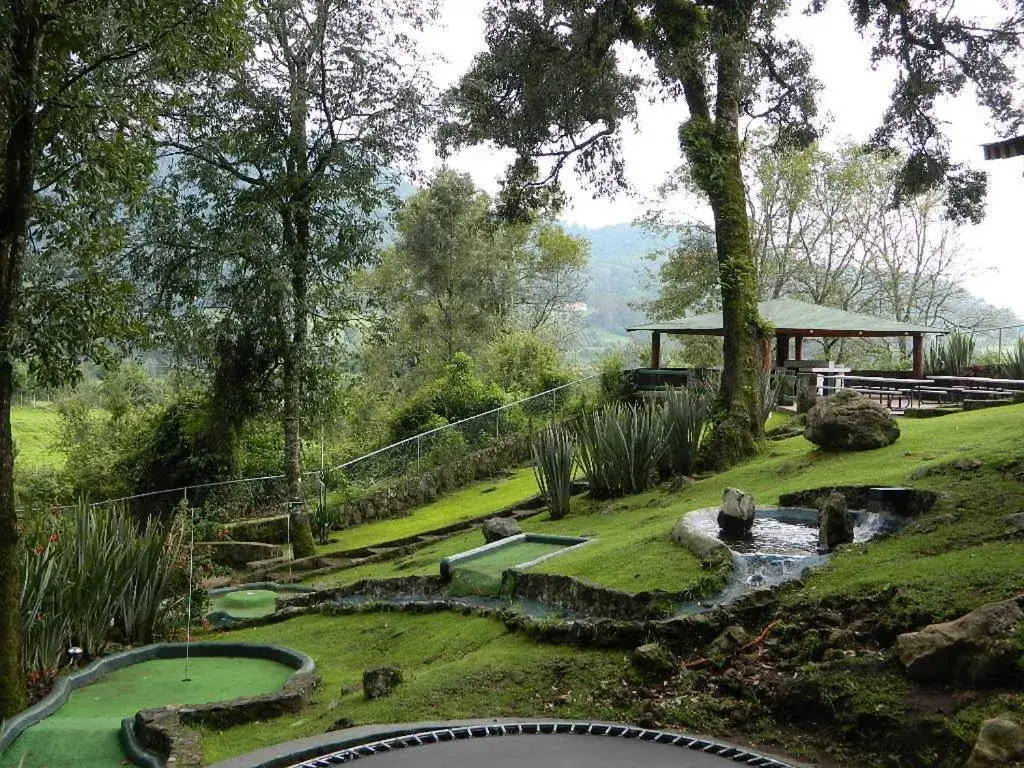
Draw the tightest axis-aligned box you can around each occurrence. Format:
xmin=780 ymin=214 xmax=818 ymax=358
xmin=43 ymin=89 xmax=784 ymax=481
xmin=562 ymin=223 xmax=669 ymax=339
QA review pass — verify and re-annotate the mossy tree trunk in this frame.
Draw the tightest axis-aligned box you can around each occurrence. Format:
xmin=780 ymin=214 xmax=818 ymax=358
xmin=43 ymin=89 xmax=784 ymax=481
xmin=0 ymin=0 xmax=41 ymax=717
xmin=677 ymin=15 xmax=764 ymax=469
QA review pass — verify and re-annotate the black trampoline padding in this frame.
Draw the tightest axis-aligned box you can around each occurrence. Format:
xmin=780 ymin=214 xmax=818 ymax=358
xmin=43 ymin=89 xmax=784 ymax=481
xmin=287 ymin=723 xmax=795 ymax=768
xmin=344 ymin=733 xmax=754 ymax=767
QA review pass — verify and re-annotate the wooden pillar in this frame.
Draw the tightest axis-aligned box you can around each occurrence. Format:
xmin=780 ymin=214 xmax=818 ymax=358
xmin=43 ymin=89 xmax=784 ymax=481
xmin=651 ymin=332 xmax=661 ymax=370
xmin=760 ymin=336 xmax=772 ymax=373
xmin=775 ymin=333 xmax=790 ymax=368
xmin=912 ymin=334 xmax=924 ymax=378
xmin=793 ymin=336 xmax=803 ymax=361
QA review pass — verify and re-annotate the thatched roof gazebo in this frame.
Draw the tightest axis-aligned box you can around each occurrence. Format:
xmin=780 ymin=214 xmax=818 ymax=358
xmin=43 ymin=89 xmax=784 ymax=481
xmin=628 ymin=298 xmax=946 ymax=377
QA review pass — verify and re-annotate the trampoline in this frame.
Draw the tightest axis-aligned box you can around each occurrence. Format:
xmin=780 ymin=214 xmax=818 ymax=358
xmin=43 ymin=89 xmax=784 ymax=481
xmin=277 ymin=723 xmax=797 ymax=768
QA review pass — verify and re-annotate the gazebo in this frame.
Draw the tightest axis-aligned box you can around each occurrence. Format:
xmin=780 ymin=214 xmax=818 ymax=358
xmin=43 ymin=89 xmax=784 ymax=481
xmin=627 ymin=298 xmax=946 ymax=378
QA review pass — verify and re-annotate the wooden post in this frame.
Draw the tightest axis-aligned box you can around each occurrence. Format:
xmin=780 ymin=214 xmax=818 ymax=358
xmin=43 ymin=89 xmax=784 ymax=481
xmin=912 ymin=334 xmax=924 ymax=378
xmin=651 ymin=332 xmax=662 ymax=370
xmin=775 ymin=333 xmax=790 ymax=368
xmin=760 ymin=336 xmax=772 ymax=372
xmin=793 ymin=336 xmax=803 ymax=361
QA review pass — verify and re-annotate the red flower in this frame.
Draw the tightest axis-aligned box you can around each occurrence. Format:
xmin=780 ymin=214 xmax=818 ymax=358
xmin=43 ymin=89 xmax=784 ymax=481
xmin=33 ymin=546 xmax=45 ymax=556
xmin=48 ymin=532 xmax=59 ymax=542
xmin=35 ymin=612 xmax=43 ymax=622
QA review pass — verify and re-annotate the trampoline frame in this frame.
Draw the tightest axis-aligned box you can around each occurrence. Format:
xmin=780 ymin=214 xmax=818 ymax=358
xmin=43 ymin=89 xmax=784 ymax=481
xmin=285 ymin=722 xmax=796 ymax=768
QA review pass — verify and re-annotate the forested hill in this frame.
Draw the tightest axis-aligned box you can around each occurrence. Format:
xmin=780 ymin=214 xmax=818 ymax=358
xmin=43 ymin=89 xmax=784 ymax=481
xmin=562 ymin=223 xmax=668 ymax=348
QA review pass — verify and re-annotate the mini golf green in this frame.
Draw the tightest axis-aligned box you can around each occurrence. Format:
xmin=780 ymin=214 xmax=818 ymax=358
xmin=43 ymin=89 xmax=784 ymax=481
xmin=0 ymin=656 xmax=293 ymax=768
xmin=211 ymin=588 xmax=280 ymax=619
xmin=448 ymin=540 xmax=569 ymax=596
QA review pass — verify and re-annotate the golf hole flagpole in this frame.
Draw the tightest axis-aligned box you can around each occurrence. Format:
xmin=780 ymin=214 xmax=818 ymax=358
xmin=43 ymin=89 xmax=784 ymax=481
xmin=184 ymin=487 xmax=193 ymax=682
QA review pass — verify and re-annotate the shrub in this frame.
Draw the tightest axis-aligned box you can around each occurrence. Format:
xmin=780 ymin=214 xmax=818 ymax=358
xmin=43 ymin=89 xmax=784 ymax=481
xmin=597 ymin=350 xmax=634 ymax=405
xmin=483 ymin=331 xmax=573 ymax=396
xmin=390 ymin=353 xmax=511 ymax=441
xmin=1001 ymin=338 xmax=1024 ymax=379
xmin=19 ymin=502 xmax=183 ymax=673
xmin=926 ymin=331 xmax=975 ymax=376
xmin=532 ymin=426 xmax=575 ymax=519
xmin=311 ymin=487 xmax=342 ymax=545
xmin=573 ymin=403 xmax=666 ymax=498
xmin=757 ymin=369 xmax=785 ymax=428
xmin=660 ymin=386 xmax=711 ymax=476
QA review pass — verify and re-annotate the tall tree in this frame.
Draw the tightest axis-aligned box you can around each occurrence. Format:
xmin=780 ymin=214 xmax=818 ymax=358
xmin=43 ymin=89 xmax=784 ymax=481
xmin=147 ymin=0 xmax=437 ymax=501
xmin=443 ymin=0 xmax=1023 ymax=467
xmin=0 ymin=0 xmax=240 ymax=720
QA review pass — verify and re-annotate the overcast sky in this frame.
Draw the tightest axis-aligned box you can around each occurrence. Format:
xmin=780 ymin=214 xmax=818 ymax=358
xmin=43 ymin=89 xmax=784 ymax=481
xmin=419 ymin=1 xmax=1024 ymax=321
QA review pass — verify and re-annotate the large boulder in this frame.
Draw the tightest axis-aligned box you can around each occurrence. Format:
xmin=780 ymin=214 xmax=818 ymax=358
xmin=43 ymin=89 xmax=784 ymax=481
xmin=804 ymin=389 xmax=900 ymax=451
xmin=895 ymin=596 xmax=1024 ymax=686
xmin=965 ymin=716 xmax=1024 ymax=768
xmin=482 ymin=516 xmax=521 ymax=543
xmin=818 ymin=492 xmax=854 ymax=552
xmin=631 ymin=642 xmax=678 ymax=680
xmin=362 ymin=665 xmax=402 ymax=699
xmin=717 ymin=488 xmax=755 ymax=536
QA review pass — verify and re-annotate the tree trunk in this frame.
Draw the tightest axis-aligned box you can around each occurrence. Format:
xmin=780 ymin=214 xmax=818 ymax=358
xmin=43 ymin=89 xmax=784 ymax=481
xmin=0 ymin=0 xmax=42 ymax=717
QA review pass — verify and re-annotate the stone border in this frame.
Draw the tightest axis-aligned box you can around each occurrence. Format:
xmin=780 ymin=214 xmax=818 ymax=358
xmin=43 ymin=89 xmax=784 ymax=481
xmin=208 ymin=719 xmax=809 ymax=768
xmin=439 ymin=533 xmax=590 ymax=581
xmin=0 ymin=642 xmax=316 ymax=767
xmin=206 ymin=583 xmax=319 ymax=628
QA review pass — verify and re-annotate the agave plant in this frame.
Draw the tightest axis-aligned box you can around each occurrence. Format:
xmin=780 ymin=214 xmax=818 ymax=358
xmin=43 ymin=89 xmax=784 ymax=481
xmin=532 ymin=426 xmax=575 ymax=520
xmin=1001 ymin=338 xmax=1024 ymax=379
xmin=660 ymin=386 xmax=712 ymax=476
xmin=926 ymin=331 xmax=975 ymax=376
xmin=574 ymin=403 xmax=667 ymax=498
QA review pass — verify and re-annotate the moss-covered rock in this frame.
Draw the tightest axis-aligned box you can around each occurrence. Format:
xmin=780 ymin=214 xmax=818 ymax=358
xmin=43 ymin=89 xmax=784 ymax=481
xmin=804 ymin=389 xmax=900 ymax=451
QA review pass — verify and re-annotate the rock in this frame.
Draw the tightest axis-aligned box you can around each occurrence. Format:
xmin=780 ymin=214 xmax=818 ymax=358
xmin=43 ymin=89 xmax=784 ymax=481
xmin=804 ymin=389 xmax=900 ymax=451
xmin=707 ymin=625 xmax=749 ymax=657
xmin=326 ymin=716 xmax=354 ymax=732
xmin=954 ymin=458 xmax=983 ymax=471
xmin=362 ymin=665 xmax=403 ymax=699
xmin=1004 ymin=513 xmax=1024 ymax=532
xmin=631 ymin=642 xmax=679 ymax=679
xmin=965 ymin=716 xmax=1024 ymax=768
xmin=796 ymin=384 xmax=820 ymax=414
xmin=718 ymin=488 xmax=755 ymax=536
xmin=553 ymin=693 xmax=572 ymax=706
xmin=818 ymin=492 xmax=854 ymax=551
xmin=895 ymin=596 xmax=1024 ymax=685
xmin=482 ymin=516 xmax=521 ymax=543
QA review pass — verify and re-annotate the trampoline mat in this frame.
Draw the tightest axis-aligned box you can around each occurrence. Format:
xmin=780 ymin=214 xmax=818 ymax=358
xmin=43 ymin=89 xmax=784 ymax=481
xmin=286 ymin=723 xmax=794 ymax=768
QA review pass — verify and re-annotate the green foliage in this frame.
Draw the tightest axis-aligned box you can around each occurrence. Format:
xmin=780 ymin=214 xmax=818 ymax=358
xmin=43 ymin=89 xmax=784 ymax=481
xmin=483 ymin=332 xmax=573 ymax=396
xmin=99 ymin=362 xmax=166 ymax=420
xmin=390 ymin=353 xmax=511 ymax=441
xmin=926 ymin=332 xmax=975 ymax=376
xmin=597 ymin=350 xmax=634 ymax=405
xmin=14 ymin=466 xmax=71 ymax=512
xmin=532 ymin=426 xmax=575 ymax=520
xmin=19 ymin=503 xmax=183 ymax=673
xmin=311 ymin=494 xmax=341 ymax=547
xmin=421 ymin=430 xmax=470 ymax=470
xmin=1001 ymin=338 xmax=1024 ymax=379
xmin=660 ymin=386 xmax=712 ymax=476
xmin=573 ymin=404 xmax=666 ymax=498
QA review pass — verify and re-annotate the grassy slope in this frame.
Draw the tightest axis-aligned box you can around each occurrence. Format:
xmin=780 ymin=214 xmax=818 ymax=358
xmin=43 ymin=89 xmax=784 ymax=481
xmin=200 ymin=613 xmax=635 ymax=764
xmin=318 ymin=467 xmax=538 ymax=555
xmin=314 ymin=405 xmax=1024 ymax=597
xmin=203 ymin=405 xmax=1024 ymax=767
xmin=12 ymin=406 xmax=62 ymax=469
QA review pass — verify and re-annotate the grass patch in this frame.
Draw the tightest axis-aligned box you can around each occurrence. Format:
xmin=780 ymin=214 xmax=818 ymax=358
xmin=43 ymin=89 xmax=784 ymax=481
xmin=318 ymin=467 xmax=538 ymax=555
xmin=12 ymin=406 xmax=62 ymax=470
xmin=198 ymin=613 xmax=634 ymax=764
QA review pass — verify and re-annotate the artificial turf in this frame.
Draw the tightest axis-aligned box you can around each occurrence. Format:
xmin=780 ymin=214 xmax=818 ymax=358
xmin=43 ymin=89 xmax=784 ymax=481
xmin=210 ymin=589 xmax=280 ymax=619
xmin=0 ymin=657 xmax=294 ymax=768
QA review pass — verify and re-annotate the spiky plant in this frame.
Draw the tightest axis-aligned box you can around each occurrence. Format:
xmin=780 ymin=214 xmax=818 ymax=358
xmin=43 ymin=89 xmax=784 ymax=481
xmin=1001 ymin=338 xmax=1024 ymax=379
xmin=574 ymin=403 xmax=666 ymax=498
xmin=532 ymin=426 xmax=575 ymax=520
xmin=660 ymin=386 xmax=712 ymax=476
xmin=926 ymin=331 xmax=975 ymax=375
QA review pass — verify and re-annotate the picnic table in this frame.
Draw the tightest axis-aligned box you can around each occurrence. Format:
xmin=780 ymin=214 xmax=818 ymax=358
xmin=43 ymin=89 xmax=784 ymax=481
xmin=929 ymin=375 xmax=1024 ymax=390
xmin=839 ymin=375 xmax=936 ymax=410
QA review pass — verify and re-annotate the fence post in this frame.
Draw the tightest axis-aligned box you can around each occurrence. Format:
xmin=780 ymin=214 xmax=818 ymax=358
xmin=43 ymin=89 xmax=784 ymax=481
xmin=416 ymin=435 xmax=421 ymax=473
xmin=999 ymin=328 xmax=1003 ymax=357
xmin=495 ymin=410 xmax=500 ymax=439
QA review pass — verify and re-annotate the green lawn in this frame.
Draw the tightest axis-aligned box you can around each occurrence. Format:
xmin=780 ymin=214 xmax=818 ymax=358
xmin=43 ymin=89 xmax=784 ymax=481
xmin=0 ymin=657 xmax=292 ymax=768
xmin=319 ymin=467 xmax=538 ymax=554
xmin=12 ymin=406 xmax=62 ymax=469
xmin=312 ymin=404 xmax=1024 ymax=599
xmin=198 ymin=613 xmax=634 ymax=765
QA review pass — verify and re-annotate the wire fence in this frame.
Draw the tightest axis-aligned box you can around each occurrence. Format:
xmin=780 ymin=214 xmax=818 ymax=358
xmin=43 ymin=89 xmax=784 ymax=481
xmin=34 ymin=374 xmax=603 ymax=527
xmin=965 ymin=323 xmax=1024 ymax=355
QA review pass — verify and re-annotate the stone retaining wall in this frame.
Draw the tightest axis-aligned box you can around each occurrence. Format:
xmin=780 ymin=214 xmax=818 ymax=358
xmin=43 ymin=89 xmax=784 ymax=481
xmin=503 ymin=572 xmax=696 ymax=621
xmin=336 ymin=435 xmax=532 ymax=529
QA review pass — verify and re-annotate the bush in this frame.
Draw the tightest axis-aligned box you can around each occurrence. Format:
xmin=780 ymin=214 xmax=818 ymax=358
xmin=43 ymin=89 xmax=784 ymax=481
xmin=390 ymin=353 xmax=511 ymax=441
xmin=20 ymin=502 xmax=183 ymax=673
xmin=574 ymin=403 xmax=666 ymax=498
xmin=660 ymin=386 xmax=711 ymax=476
xmin=15 ymin=465 xmax=72 ymax=511
xmin=532 ymin=426 xmax=575 ymax=519
xmin=482 ymin=332 xmax=573 ymax=396
xmin=597 ymin=350 xmax=634 ymax=405
xmin=926 ymin=332 xmax=975 ymax=376
xmin=311 ymin=486 xmax=342 ymax=545
xmin=1001 ymin=338 xmax=1024 ymax=379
